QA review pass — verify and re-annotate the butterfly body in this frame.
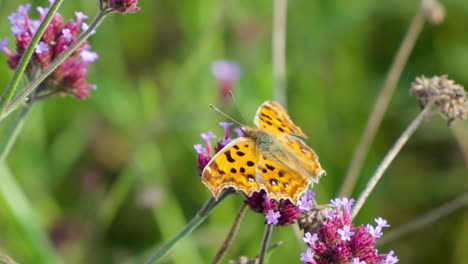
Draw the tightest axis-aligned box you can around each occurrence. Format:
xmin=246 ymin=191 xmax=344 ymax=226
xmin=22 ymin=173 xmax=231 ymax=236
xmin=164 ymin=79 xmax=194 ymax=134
xmin=201 ymin=101 xmax=325 ymax=203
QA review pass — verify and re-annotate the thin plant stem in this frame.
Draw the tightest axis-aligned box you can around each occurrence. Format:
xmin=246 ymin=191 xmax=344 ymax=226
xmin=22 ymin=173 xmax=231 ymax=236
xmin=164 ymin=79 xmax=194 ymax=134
xmin=0 ymin=253 xmax=18 ymax=264
xmin=377 ymin=192 xmax=468 ymax=246
xmin=351 ymin=101 xmax=434 ymax=219
xmin=339 ymin=7 xmax=426 ymax=197
xmin=145 ymin=192 xmax=230 ymax=264
xmin=211 ymin=203 xmax=248 ymax=264
xmin=0 ymin=11 xmax=107 ymax=121
xmin=258 ymin=224 xmax=273 ymax=264
xmin=0 ymin=0 xmax=64 ymax=115
xmin=451 ymin=122 xmax=468 ymax=166
xmin=272 ymin=0 xmax=288 ymax=107
xmin=0 ymin=105 xmax=31 ymax=162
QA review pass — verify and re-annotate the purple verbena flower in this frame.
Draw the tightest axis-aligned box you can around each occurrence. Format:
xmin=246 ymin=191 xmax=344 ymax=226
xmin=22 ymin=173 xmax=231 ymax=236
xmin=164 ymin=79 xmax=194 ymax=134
xmin=265 ymin=209 xmax=281 ymax=225
xmin=298 ymin=190 xmax=315 ymax=211
xmin=211 ymin=59 xmax=242 ymax=103
xmin=215 ymin=122 xmax=234 ymax=151
xmin=303 ymin=232 xmax=318 ymax=245
xmin=375 ymin=217 xmax=390 ymax=228
xmin=300 ymin=248 xmax=316 ymax=264
xmin=1 ymin=3 xmax=98 ymax=99
xmin=300 ymin=197 xmax=399 ymax=264
xmin=100 ymin=0 xmax=140 ymax=14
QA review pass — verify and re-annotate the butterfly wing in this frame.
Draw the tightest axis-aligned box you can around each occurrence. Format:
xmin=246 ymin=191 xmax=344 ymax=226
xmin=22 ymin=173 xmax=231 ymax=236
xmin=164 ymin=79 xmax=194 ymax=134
xmin=201 ymin=137 xmax=262 ymax=199
xmin=275 ymin=134 xmax=326 ymax=183
xmin=255 ymin=154 xmax=311 ymax=202
xmin=254 ymin=101 xmax=307 ymax=138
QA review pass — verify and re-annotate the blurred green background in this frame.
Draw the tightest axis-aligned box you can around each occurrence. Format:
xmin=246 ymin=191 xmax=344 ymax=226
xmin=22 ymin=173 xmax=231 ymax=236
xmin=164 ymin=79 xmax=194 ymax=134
xmin=0 ymin=0 xmax=467 ymax=263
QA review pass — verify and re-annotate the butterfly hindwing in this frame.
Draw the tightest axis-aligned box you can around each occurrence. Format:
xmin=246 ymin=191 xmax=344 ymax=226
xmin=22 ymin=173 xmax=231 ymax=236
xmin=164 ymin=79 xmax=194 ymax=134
xmin=201 ymin=138 xmax=261 ymax=199
xmin=254 ymin=101 xmax=307 ymax=138
xmin=255 ymin=154 xmax=311 ymax=202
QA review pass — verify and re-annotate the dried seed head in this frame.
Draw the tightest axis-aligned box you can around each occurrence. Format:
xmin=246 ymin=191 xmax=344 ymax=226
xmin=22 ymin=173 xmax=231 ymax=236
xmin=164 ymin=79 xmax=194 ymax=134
xmin=422 ymin=0 xmax=445 ymax=24
xmin=297 ymin=204 xmax=334 ymax=234
xmin=411 ymin=75 xmax=468 ymax=124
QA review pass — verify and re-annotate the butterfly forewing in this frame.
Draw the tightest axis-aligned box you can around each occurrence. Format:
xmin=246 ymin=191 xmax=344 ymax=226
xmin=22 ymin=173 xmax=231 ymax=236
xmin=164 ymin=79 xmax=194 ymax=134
xmin=254 ymin=101 xmax=307 ymax=138
xmin=201 ymin=138 xmax=262 ymax=199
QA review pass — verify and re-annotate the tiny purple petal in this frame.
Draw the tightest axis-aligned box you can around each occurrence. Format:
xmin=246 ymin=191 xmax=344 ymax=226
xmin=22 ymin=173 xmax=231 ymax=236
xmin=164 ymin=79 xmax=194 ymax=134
xmin=375 ymin=217 xmax=390 ymax=228
xmin=35 ymin=41 xmax=49 ymax=54
xmin=8 ymin=12 xmax=24 ymax=25
xmin=11 ymin=24 xmax=25 ymax=35
xmin=62 ymin=28 xmax=72 ymax=41
xmin=29 ymin=20 xmax=40 ymax=34
xmin=353 ymin=257 xmax=365 ymax=264
xmin=300 ymin=248 xmax=315 ymax=263
xmin=200 ymin=132 xmax=216 ymax=141
xmin=81 ymin=22 xmax=96 ymax=35
xmin=265 ymin=209 xmax=281 ymax=225
xmin=18 ymin=4 xmax=32 ymax=14
xmin=75 ymin=11 xmax=88 ymax=21
xmin=233 ymin=127 xmax=244 ymax=137
xmin=298 ymin=190 xmax=315 ymax=211
xmin=366 ymin=224 xmax=382 ymax=238
xmin=0 ymin=38 xmax=8 ymax=50
xmin=219 ymin=121 xmax=234 ymax=130
xmin=337 ymin=225 xmax=354 ymax=241
xmin=80 ymin=50 xmax=99 ymax=62
xmin=36 ymin=6 xmax=49 ymax=16
xmin=211 ymin=59 xmax=241 ymax=81
xmin=327 ymin=210 xmax=336 ymax=219
xmin=194 ymin=144 xmax=206 ymax=154
xmin=384 ymin=251 xmax=399 ymax=264
xmin=303 ymin=232 xmax=318 ymax=245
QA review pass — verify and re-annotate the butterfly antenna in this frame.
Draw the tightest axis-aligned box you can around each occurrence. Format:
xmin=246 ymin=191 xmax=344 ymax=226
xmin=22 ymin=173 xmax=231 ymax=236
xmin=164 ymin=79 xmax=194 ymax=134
xmin=228 ymin=90 xmax=248 ymax=125
xmin=209 ymin=104 xmax=244 ymax=127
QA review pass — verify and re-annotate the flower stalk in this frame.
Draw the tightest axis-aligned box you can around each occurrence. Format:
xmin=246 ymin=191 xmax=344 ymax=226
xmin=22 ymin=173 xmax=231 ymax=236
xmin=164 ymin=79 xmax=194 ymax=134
xmin=351 ymin=100 xmax=435 ymax=218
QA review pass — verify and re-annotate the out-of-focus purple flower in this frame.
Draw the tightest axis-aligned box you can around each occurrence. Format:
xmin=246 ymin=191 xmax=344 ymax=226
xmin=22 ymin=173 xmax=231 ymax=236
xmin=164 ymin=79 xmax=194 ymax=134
xmin=375 ymin=217 xmax=390 ymax=228
xmin=99 ymin=0 xmax=140 ymax=14
xmin=1 ymin=3 xmax=98 ymax=99
xmin=211 ymin=59 xmax=242 ymax=103
xmin=299 ymin=197 xmax=398 ymax=264
xmin=0 ymin=38 xmax=8 ymax=50
xmin=215 ymin=122 xmax=234 ymax=152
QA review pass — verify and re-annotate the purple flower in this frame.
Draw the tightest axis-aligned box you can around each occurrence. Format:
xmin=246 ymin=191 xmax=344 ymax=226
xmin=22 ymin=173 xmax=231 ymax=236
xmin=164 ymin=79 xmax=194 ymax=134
xmin=265 ymin=209 xmax=281 ymax=225
xmin=375 ymin=217 xmax=390 ymax=228
xmin=300 ymin=197 xmax=399 ymax=264
xmin=100 ymin=0 xmax=140 ymax=13
xmin=81 ymin=22 xmax=96 ymax=35
xmin=75 ymin=11 xmax=88 ymax=21
xmin=34 ymin=41 xmax=49 ymax=54
xmin=384 ymin=251 xmax=399 ymax=264
xmin=353 ymin=257 xmax=366 ymax=264
xmin=211 ymin=59 xmax=242 ymax=103
xmin=0 ymin=38 xmax=8 ymax=50
xmin=1 ymin=3 xmax=97 ymax=99
xmin=300 ymin=248 xmax=316 ymax=263
xmin=298 ymin=190 xmax=315 ymax=211
xmin=80 ymin=50 xmax=99 ymax=62
xmin=303 ymin=232 xmax=318 ymax=245
xmin=337 ymin=225 xmax=354 ymax=241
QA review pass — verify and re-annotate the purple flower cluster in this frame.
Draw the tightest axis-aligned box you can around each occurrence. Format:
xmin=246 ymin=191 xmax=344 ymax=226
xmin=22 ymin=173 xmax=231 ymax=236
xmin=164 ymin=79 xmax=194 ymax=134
xmin=245 ymin=189 xmax=315 ymax=226
xmin=1 ymin=2 xmax=97 ymax=99
xmin=300 ymin=198 xmax=399 ymax=264
xmin=194 ymin=121 xmax=242 ymax=176
xmin=100 ymin=0 xmax=140 ymax=14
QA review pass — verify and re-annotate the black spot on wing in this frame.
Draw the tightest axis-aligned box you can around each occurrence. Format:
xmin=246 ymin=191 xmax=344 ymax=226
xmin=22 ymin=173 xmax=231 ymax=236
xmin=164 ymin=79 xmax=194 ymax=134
xmin=233 ymin=145 xmax=240 ymax=150
xmin=224 ymin=150 xmax=235 ymax=163
xmin=236 ymin=151 xmax=245 ymax=156
xmin=246 ymin=161 xmax=255 ymax=167
xmin=266 ymin=164 xmax=275 ymax=171
xmin=230 ymin=168 xmax=237 ymax=173
xmin=261 ymin=113 xmax=272 ymax=120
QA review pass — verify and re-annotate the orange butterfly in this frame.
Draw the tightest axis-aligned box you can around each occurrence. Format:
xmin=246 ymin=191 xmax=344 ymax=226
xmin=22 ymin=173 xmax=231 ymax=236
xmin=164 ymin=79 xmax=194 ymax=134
xmin=201 ymin=101 xmax=326 ymax=203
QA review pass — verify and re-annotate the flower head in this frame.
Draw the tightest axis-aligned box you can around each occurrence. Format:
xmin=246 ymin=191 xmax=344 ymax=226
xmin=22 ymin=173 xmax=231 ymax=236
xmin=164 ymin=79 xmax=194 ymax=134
xmin=99 ymin=0 xmax=140 ymax=14
xmin=265 ymin=209 xmax=281 ymax=225
xmin=1 ymin=3 xmax=97 ymax=99
xmin=211 ymin=59 xmax=242 ymax=103
xmin=300 ymin=248 xmax=316 ymax=264
xmin=411 ymin=75 xmax=468 ymax=124
xmin=299 ymin=197 xmax=398 ymax=264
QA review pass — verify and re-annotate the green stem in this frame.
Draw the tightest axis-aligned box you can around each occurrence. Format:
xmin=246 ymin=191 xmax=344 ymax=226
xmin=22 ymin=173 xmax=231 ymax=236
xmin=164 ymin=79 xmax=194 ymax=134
xmin=0 ymin=105 xmax=31 ymax=162
xmin=144 ymin=193 xmax=229 ymax=264
xmin=0 ymin=0 xmax=64 ymax=115
xmin=0 ymin=10 xmax=107 ymax=121
xmin=258 ymin=224 xmax=273 ymax=264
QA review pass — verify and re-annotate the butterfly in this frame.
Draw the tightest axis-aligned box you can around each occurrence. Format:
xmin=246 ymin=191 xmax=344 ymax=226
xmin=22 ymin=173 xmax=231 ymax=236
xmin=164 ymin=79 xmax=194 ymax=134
xmin=201 ymin=101 xmax=326 ymax=203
